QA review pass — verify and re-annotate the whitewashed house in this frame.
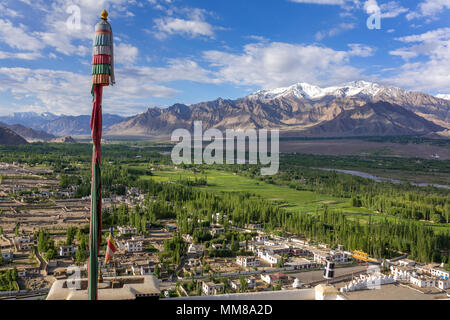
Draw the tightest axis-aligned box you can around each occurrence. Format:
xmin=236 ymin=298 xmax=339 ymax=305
xmin=236 ymin=256 xmax=260 ymax=268
xmin=59 ymin=245 xmax=78 ymax=257
xmin=202 ymin=281 xmax=224 ymax=296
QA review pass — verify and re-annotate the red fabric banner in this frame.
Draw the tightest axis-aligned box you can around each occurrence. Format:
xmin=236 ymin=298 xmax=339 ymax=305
xmin=92 ymin=54 xmax=111 ymax=65
xmin=90 ymin=84 xmax=103 ymax=249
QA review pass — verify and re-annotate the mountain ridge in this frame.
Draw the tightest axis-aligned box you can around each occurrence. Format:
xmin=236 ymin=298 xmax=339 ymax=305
xmin=106 ymin=81 xmax=450 ymax=138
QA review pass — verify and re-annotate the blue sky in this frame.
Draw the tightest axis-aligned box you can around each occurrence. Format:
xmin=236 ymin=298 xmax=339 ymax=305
xmin=0 ymin=0 xmax=449 ymax=116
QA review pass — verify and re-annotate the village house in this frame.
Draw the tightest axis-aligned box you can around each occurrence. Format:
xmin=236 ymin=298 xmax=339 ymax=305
xmin=118 ymin=226 xmax=138 ymax=236
xmin=431 ymin=267 xmax=450 ymax=280
xmin=390 ymin=265 xmax=414 ymax=280
xmin=437 ymin=279 xmax=450 ymax=290
xmin=259 ymin=251 xmax=282 ymax=266
xmin=14 ymin=235 xmax=33 ymax=251
xmin=285 ymin=257 xmax=316 ymax=271
xmin=202 ymin=281 xmax=225 ymax=296
xmin=417 ymin=264 xmax=450 ymax=280
xmin=125 ymin=240 xmax=143 ymax=253
xmin=59 ymin=245 xmax=78 ymax=257
xmin=132 ymin=264 xmax=155 ymax=276
xmin=236 ymin=256 xmax=260 ymax=268
xmin=409 ymin=273 xmax=436 ymax=288
xmin=261 ymin=273 xmax=288 ymax=285
xmin=313 ymin=250 xmax=348 ymax=264
xmin=187 ymin=244 xmax=204 ymax=256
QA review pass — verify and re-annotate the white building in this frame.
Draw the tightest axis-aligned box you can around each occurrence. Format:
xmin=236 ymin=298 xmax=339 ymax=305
xmin=118 ymin=226 xmax=138 ymax=236
xmin=313 ymin=250 xmax=347 ymax=264
xmin=437 ymin=279 xmax=450 ymax=290
xmin=132 ymin=265 xmax=155 ymax=276
xmin=409 ymin=274 xmax=436 ymax=288
xmin=187 ymin=244 xmax=204 ymax=255
xmin=59 ymin=245 xmax=78 ymax=257
xmin=236 ymin=256 xmax=260 ymax=268
xmin=417 ymin=264 xmax=450 ymax=280
xmin=431 ymin=267 xmax=450 ymax=280
xmin=202 ymin=281 xmax=225 ymax=296
xmin=390 ymin=265 xmax=414 ymax=280
xmin=14 ymin=236 xmax=32 ymax=251
xmin=259 ymin=251 xmax=282 ymax=266
xmin=285 ymin=257 xmax=316 ymax=270
xmin=261 ymin=273 xmax=288 ymax=285
xmin=125 ymin=240 xmax=143 ymax=253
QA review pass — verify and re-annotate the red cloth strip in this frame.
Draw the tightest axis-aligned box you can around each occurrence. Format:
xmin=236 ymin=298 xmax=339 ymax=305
xmin=95 ymin=30 xmax=111 ymax=35
xmin=91 ymin=85 xmax=103 ymax=164
xmin=92 ymin=54 xmax=111 ymax=65
xmin=90 ymin=84 xmax=103 ymax=250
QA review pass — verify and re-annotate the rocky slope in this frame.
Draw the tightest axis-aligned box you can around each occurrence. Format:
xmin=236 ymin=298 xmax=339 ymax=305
xmin=0 ymin=126 xmax=29 ymax=145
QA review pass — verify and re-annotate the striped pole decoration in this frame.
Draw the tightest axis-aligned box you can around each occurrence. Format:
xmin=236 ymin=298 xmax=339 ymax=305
xmin=88 ymin=9 xmax=115 ymax=301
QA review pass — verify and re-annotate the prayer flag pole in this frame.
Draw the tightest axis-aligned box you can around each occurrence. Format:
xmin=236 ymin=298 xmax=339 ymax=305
xmin=88 ymin=9 xmax=115 ymax=300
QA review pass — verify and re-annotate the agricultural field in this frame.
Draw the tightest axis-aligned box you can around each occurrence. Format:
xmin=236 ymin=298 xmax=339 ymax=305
xmin=145 ymin=168 xmax=450 ymax=234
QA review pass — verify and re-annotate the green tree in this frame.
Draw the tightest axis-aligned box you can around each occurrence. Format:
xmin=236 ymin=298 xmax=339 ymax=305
xmin=239 ymin=276 xmax=248 ymax=293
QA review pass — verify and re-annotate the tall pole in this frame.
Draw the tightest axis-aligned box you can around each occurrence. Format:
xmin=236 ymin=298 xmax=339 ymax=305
xmin=88 ymin=9 xmax=115 ymax=300
xmin=88 ymin=84 xmax=103 ymax=300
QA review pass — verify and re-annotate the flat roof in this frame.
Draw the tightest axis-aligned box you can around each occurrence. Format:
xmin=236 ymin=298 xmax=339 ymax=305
xmin=46 ymin=275 xmax=160 ymax=300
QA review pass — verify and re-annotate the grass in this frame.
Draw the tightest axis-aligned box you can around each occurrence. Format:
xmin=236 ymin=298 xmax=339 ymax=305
xmin=147 ymin=169 xmax=381 ymax=214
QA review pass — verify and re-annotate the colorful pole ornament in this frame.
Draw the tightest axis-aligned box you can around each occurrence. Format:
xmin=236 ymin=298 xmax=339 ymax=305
xmin=88 ymin=9 xmax=115 ymax=301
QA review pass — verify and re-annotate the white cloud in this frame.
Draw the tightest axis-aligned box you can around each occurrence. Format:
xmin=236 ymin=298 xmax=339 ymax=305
xmin=0 ymin=57 xmax=215 ymax=116
xmin=153 ymin=8 xmax=220 ymax=39
xmin=115 ymin=43 xmax=139 ymax=66
xmin=203 ymin=42 xmax=370 ymax=89
xmin=315 ymin=22 xmax=356 ymax=40
xmin=364 ymin=0 xmax=408 ymax=18
xmin=0 ymin=2 xmax=22 ymax=18
xmin=386 ymin=28 xmax=450 ymax=92
xmin=154 ymin=17 xmax=215 ymax=39
xmin=379 ymin=1 xmax=409 ymax=18
xmin=406 ymin=0 xmax=450 ymax=20
xmin=0 ymin=51 xmax=42 ymax=60
xmin=0 ymin=19 xmax=44 ymax=51
xmin=348 ymin=43 xmax=376 ymax=57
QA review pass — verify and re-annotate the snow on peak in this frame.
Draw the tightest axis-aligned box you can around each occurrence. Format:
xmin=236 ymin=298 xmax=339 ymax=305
xmin=249 ymin=81 xmax=387 ymax=101
xmin=436 ymin=94 xmax=450 ymax=100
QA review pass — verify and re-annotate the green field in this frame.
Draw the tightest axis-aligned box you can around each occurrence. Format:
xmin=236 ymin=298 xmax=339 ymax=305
xmin=142 ymin=168 xmax=450 ymax=234
xmin=147 ymin=169 xmax=377 ymax=214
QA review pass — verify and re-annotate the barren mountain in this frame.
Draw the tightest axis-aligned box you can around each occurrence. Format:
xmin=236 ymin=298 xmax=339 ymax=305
xmin=302 ymin=102 xmax=444 ymax=137
xmin=0 ymin=123 xmax=56 ymax=142
xmin=0 ymin=126 xmax=28 ymax=145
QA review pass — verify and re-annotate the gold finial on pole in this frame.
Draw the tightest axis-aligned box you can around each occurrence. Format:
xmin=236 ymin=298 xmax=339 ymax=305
xmin=101 ymin=10 xmax=109 ymax=20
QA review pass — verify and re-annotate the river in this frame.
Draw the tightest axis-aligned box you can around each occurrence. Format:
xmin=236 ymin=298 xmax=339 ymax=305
xmin=318 ymin=168 xmax=450 ymax=190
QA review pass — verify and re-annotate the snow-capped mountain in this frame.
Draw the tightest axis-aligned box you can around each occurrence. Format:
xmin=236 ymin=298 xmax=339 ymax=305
xmin=436 ymin=94 xmax=450 ymax=101
xmin=248 ymin=81 xmax=390 ymax=101
xmin=0 ymin=112 xmax=58 ymax=127
xmin=107 ymin=80 xmax=449 ymax=137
